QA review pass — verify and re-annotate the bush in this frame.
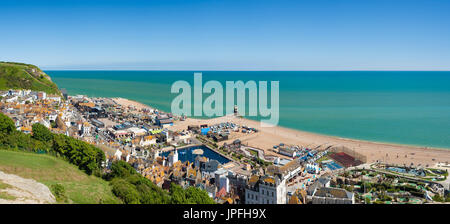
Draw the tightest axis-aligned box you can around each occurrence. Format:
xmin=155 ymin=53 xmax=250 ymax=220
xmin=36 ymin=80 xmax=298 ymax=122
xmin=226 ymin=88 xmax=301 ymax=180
xmin=432 ymin=194 xmax=444 ymax=202
xmin=52 ymin=133 xmax=104 ymax=175
xmin=51 ymin=184 xmax=68 ymax=203
xmin=111 ymin=178 xmax=140 ymax=204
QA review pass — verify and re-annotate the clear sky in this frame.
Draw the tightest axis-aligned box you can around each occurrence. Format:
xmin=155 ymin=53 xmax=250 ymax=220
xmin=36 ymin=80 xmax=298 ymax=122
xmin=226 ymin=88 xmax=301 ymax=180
xmin=1 ymin=0 xmax=450 ymax=70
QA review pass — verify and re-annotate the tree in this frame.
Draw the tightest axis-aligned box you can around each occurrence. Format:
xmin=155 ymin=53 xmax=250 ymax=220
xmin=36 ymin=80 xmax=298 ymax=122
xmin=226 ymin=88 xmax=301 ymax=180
xmin=111 ymin=178 xmax=140 ymax=204
xmin=0 ymin=113 xmax=16 ymax=134
xmin=170 ymin=183 xmax=189 ymax=204
xmin=108 ymin=160 xmax=138 ymax=179
xmin=169 ymin=183 xmax=215 ymax=204
xmin=52 ymin=133 xmax=104 ymax=175
xmin=184 ymin=186 xmax=215 ymax=204
xmin=32 ymin=123 xmax=53 ymax=142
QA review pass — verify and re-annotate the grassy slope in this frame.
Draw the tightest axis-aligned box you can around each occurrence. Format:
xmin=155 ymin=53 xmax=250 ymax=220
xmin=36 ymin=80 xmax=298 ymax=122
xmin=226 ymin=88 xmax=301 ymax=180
xmin=0 ymin=150 xmax=120 ymax=204
xmin=0 ymin=62 xmax=60 ymax=95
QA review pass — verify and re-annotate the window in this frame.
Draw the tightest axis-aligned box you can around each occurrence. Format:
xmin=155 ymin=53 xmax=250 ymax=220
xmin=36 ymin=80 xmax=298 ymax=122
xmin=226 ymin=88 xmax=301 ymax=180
xmin=272 ymin=192 xmax=274 ymax=197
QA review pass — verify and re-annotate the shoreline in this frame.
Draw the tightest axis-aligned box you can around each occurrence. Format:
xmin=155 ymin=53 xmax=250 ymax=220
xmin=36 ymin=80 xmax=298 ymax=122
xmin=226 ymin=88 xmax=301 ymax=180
xmin=114 ymin=96 xmax=449 ymax=151
xmin=109 ymin=97 xmax=450 ymax=166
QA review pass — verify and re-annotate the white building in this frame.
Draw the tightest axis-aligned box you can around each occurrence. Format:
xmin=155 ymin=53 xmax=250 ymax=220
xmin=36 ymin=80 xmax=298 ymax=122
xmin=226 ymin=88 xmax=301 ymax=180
xmin=37 ymin=92 xmax=47 ymax=100
xmin=127 ymin=127 xmax=147 ymax=137
xmin=39 ymin=119 xmax=51 ymax=128
xmin=20 ymin=96 xmax=34 ymax=104
xmin=153 ymin=149 xmax=160 ymax=160
xmin=140 ymin=135 xmax=156 ymax=146
xmin=48 ymin=113 xmax=58 ymax=122
xmin=114 ymin=149 xmax=123 ymax=160
xmin=219 ymin=175 xmax=230 ymax=193
xmin=5 ymin=95 xmax=18 ymax=103
xmin=245 ymin=175 xmax=287 ymax=204
xmin=168 ymin=149 xmax=178 ymax=166
xmin=82 ymin=122 xmax=92 ymax=136
xmin=48 ymin=96 xmax=61 ymax=102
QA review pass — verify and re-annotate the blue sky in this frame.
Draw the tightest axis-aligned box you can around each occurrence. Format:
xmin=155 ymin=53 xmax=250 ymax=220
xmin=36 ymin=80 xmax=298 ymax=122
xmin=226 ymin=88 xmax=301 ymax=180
xmin=1 ymin=0 xmax=450 ymax=70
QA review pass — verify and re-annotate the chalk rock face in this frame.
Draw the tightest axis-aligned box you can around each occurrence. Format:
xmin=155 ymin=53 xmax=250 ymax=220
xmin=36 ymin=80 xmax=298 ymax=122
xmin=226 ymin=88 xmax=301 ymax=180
xmin=0 ymin=171 xmax=56 ymax=204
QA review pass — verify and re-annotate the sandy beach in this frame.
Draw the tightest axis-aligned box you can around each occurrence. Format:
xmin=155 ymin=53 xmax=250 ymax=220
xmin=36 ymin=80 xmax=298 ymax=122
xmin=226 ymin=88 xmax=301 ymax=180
xmin=112 ymin=97 xmax=156 ymax=111
xmin=114 ymin=98 xmax=450 ymax=167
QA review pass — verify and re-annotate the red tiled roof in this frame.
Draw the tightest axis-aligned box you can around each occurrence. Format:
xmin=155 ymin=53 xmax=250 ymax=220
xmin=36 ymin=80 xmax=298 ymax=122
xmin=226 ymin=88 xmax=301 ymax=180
xmin=216 ymin=187 xmax=226 ymax=198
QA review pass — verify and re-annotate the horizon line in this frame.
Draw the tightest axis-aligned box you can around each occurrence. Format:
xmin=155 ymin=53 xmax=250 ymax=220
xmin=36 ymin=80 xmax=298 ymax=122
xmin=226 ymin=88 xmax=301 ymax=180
xmin=42 ymin=69 xmax=450 ymax=72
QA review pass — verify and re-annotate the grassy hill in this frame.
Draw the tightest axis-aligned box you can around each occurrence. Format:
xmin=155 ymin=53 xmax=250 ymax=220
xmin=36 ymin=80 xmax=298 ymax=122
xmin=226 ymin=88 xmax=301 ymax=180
xmin=0 ymin=150 xmax=120 ymax=204
xmin=0 ymin=62 xmax=60 ymax=95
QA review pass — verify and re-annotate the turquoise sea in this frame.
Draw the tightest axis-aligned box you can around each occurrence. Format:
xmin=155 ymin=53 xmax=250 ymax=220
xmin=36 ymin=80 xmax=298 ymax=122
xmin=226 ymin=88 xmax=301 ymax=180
xmin=46 ymin=71 xmax=450 ymax=149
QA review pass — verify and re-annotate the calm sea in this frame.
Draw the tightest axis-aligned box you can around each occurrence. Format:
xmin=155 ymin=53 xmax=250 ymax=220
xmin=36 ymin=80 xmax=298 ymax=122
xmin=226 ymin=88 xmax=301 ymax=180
xmin=46 ymin=71 xmax=450 ymax=149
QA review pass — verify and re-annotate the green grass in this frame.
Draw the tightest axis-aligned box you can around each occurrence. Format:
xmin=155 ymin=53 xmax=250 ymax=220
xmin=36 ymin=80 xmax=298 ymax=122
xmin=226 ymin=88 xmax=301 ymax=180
xmin=0 ymin=150 xmax=120 ymax=204
xmin=249 ymin=149 xmax=258 ymax=157
xmin=0 ymin=179 xmax=16 ymax=200
xmin=317 ymin=155 xmax=330 ymax=163
xmin=0 ymin=191 xmax=16 ymax=200
xmin=0 ymin=62 xmax=61 ymax=95
xmin=0 ymin=180 xmax=13 ymax=189
xmin=0 ymin=180 xmax=17 ymax=201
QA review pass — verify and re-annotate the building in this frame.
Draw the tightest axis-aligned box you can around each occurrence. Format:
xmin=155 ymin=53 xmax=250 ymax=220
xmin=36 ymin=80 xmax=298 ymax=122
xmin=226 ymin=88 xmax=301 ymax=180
xmin=204 ymin=159 xmax=220 ymax=173
xmin=278 ymin=147 xmax=296 ymax=158
xmin=307 ymin=176 xmax=331 ymax=196
xmin=195 ymin=156 xmax=209 ymax=169
xmin=211 ymin=133 xmax=229 ymax=142
xmin=37 ymin=92 xmax=47 ymax=100
xmin=306 ymin=163 xmax=319 ymax=174
xmin=309 ymin=187 xmax=355 ymax=204
xmin=245 ymin=175 xmax=287 ymax=204
xmin=61 ymin=88 xmax=68 ymax=100
xmin=156 ymin=114 xmax=173 ymax=127
xmin=219 ymin=175 xmax=230 ymax=193
xmin=168 ymin=149 xmax=178 ymax=166
xmin=82 ymin=122 xmax=92 ymax=136
xmin=140 ymin=135 xmax=156 ymax=146
xmin=127 ymin=127 xmax=147 ymax=137
xmin=90 ymin=118 xmax=105 ymax=128
xmin=288 ymin=189 xmax=308 ymax=204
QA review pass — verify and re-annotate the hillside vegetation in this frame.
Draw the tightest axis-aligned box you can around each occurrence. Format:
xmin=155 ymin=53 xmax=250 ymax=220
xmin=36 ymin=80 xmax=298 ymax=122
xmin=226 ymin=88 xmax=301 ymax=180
xmin=0 ymin=61 xmax=60 ymax=95
xmin=0 ymin=150 xmax=119 ymax=204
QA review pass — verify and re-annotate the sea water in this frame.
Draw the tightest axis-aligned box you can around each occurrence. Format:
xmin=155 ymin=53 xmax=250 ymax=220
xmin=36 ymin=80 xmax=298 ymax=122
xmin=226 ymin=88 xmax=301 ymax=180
xmin=47 ymin=71 xmax=450 ymax=149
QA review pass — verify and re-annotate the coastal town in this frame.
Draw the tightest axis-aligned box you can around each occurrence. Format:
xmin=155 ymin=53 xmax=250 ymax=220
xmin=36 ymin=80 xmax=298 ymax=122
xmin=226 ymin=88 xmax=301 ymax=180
xmin=1 ymin=88 xmax=449 ymax=204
